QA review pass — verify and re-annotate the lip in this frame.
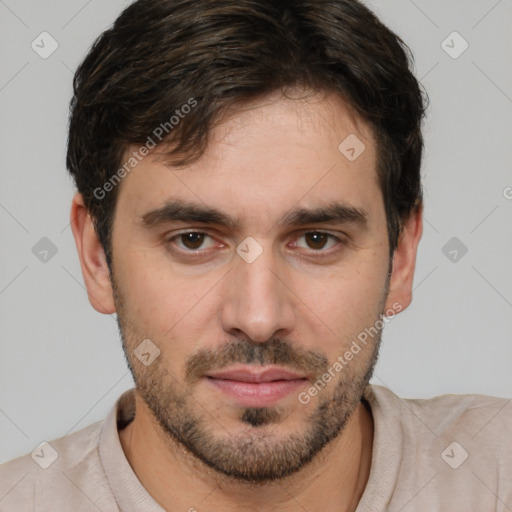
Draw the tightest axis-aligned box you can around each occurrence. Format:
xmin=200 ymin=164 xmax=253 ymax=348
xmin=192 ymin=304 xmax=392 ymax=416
xmin=206 ymin=366 xmax=307 ymax=383
xmin=205 ymin=365 xmax=308 ymax=407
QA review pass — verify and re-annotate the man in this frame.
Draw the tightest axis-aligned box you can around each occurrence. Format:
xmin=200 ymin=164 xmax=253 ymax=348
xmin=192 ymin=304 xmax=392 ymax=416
xmin=1 ymin=0 xmax=510 ymax=510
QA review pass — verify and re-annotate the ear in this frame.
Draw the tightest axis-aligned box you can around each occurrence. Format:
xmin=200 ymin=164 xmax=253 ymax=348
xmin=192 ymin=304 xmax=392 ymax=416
xmin=70 ymin=192 xmax=116 ymax=314
xmin=384 ymin=203 xmax=423 ymax=313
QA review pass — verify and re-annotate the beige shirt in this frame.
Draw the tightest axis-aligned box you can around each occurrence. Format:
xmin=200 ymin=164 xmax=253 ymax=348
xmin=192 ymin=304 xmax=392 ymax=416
xmin=1 ymin=384 xmax=511 ymax=511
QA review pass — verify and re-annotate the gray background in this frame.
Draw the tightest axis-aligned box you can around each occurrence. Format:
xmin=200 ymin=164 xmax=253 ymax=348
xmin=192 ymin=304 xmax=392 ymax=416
xmin=0 ymin=0 xmax=511 ymax=464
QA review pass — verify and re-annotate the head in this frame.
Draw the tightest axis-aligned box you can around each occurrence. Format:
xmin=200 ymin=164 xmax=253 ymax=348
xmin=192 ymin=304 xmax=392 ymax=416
xmin=69 ymin=0 xmax=424 ymax=482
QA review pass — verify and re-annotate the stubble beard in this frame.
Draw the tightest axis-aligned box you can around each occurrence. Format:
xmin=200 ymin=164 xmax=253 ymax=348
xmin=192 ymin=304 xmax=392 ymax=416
xmin=112 ymin=273 xmax=385 ymax=483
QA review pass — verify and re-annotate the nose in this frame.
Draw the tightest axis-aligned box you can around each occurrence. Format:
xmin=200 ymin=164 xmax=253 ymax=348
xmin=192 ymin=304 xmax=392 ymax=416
xmin=220 ymin=243 xmax=297 ymax=343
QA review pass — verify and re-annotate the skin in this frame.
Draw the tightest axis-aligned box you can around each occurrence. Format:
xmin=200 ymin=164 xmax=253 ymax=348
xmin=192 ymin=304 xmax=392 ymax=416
xmin=71 ymin=89 xmax=422 ymax=512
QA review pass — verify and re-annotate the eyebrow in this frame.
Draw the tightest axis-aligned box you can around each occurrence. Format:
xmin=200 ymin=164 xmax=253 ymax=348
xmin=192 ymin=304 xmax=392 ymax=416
xmin=139 ymin=199 xmax=368 ymax=230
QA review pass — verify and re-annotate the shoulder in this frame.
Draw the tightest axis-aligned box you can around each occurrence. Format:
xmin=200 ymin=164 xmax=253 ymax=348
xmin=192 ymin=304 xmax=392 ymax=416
xmin=362 ymin=384 xmax=512 ymax=509
xmin=0 ymin=420 xmax=110 ymax=511
xmin=366 ymin=384 xmax=512 ymax=437
xmin=366 ymin=384 xmax=512 ymax=454
xmin=0 ymin=419 xmax=104 ymax=476
xmin=371 ymin=386 xmax=512 ymax=438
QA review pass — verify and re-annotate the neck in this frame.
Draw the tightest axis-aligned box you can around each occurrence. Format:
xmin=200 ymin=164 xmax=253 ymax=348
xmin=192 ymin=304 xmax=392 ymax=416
xmin=119 ymin=392 xmax=373 ymax=512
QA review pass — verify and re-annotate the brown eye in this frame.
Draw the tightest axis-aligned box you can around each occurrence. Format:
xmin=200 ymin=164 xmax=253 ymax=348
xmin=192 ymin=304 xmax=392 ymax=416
xmin=179 ymin=232 xmax=207 ymax=250
xmin=295 ymin=232 xmax=340 ymax=252
xmin=167 ymin=232 xmax=216 ymax=252
xmin=304 ymin=232 xmax=330 ymax=250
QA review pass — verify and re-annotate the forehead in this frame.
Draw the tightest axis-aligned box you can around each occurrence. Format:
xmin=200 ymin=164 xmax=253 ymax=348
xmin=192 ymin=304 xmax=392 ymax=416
xmin=115 ymin=91 xmax=382 ymax=229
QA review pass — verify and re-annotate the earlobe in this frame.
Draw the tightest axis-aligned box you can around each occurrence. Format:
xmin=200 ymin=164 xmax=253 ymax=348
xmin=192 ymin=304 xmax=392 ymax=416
xmin=70 ymin=192 xmax=116 ymax=314
xmin=384 ymin=204 xmax=423 ymax=313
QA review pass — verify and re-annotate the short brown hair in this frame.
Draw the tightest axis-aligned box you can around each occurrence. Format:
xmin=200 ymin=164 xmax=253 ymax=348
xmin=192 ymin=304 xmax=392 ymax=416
xmin=66 ymin=0 xmax=426 ymax=268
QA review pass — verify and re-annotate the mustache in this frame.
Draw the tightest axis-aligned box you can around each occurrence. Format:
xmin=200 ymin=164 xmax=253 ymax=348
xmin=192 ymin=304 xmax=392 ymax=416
xmin=185 ymin=337 xmax=329 ymax=384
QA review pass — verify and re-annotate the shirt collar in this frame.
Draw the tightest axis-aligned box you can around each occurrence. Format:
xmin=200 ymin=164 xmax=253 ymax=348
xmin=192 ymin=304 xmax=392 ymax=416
xmin=99 ymin=388 xmax=165 ymax=512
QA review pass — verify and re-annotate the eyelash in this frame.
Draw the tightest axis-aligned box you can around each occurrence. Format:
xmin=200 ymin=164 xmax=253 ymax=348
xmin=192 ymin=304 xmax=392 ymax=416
xmin=165 ymin=230 xmax=346 ymax=258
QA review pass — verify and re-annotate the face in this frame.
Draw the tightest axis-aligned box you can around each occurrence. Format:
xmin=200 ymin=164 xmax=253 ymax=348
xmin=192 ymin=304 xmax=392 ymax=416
xmin=108 ymin=90 xmax=396 ymax=482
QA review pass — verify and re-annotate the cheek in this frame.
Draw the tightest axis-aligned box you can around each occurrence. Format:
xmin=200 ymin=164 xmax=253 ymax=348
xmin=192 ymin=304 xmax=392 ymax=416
xmin=128 ymin=273 xmax=196 ymax=334
xmin=299 ymin=258 xmax=388 ymax=325
xmin=117 ymin=252 xmax=219 ymax=345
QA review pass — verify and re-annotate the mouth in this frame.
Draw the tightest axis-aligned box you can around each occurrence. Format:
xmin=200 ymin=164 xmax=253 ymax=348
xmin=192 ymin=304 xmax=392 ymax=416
xmin=204 ymin=365 xmax=309 ymax=407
